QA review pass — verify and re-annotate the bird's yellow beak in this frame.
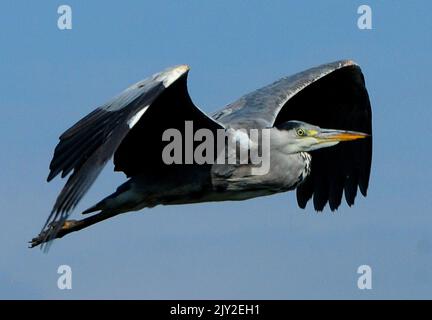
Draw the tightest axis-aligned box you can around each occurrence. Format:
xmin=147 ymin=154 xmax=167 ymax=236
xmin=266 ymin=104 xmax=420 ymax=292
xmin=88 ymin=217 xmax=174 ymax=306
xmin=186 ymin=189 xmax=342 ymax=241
xmin=316 ymin=129 xmax=370 ymax=142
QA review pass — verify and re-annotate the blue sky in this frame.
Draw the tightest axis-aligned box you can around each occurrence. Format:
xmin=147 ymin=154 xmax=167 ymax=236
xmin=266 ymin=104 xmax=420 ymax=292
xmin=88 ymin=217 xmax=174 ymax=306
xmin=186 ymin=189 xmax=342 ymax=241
xmin=0 ymin=0 xmax=431 ymax=299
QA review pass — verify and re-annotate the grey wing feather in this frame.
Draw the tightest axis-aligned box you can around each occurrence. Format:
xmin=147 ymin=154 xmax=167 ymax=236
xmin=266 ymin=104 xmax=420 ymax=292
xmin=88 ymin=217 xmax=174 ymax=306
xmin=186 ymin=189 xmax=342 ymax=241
xmin=213 ymin=60 xmax=356 ymax=128
xmin=212 ymin=60 xmax=372 ymax=211
xmin=44 ymin=66 xmax=189 ymax=230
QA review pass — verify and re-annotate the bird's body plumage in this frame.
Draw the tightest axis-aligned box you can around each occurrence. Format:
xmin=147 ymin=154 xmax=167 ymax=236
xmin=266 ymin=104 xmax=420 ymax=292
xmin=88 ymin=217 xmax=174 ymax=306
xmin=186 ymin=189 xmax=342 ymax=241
xmin=31 ymin=60 xmax=372 ymax=248
xmin=82 ymin=128 xmax=312 ymax=215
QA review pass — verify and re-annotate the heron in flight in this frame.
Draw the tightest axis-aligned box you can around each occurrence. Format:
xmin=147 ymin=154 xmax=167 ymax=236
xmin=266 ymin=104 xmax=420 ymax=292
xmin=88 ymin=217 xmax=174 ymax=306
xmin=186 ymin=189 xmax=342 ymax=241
xmin=30 ymin=60 xmax=372 ymax=248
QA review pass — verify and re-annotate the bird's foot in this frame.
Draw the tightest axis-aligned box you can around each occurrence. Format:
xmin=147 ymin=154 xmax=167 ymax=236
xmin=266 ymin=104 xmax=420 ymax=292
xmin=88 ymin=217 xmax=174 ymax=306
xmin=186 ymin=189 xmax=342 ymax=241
xmin=29 ymin=220 xmax=79 ymax=248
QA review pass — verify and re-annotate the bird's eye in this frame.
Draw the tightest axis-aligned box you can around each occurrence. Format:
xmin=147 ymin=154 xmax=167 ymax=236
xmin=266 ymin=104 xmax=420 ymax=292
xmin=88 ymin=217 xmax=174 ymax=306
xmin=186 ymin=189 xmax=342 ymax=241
xmin=296 ymin=128 xmax=305 ymax=136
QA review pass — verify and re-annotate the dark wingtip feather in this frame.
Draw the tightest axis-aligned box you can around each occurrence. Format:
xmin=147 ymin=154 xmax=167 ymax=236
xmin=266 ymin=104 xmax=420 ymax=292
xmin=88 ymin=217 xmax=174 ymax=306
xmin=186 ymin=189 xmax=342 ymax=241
xmin=47 ymin=172 xmax=55 ymax=182
xmin=297 ymin=202 xmax=307 ymax=210
xmin=296 ymin=179 xmax=314 ymax=210
xmin=329 ymin=201 xmax=339 ymax=211
xmin=360 ymin=186 xmax=368 ymax=197
xmin=313 ymin=193 xmax=328 ymax=211
xmin=296 ymin=190 xmax=308 ymax=209
xmin=344 ymin=174 xmax=358 ymax=207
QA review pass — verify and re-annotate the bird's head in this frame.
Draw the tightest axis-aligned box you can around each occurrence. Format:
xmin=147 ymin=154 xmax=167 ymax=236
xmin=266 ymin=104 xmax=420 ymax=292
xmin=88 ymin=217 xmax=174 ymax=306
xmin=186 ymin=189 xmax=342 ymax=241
xmin=272 ymin=120 xmax=369 ymax=154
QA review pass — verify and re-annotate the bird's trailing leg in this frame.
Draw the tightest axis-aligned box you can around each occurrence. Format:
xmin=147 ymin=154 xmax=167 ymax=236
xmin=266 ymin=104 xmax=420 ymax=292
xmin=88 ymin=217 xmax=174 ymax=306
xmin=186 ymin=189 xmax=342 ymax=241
xmin=29 ymin=210 xmax=120 ymax=248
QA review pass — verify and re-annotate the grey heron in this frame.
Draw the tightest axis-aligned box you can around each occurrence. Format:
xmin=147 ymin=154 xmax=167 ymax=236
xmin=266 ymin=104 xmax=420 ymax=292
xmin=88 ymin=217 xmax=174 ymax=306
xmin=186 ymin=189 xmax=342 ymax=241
xmin=30 ymin=60 xmax=372 ymax=248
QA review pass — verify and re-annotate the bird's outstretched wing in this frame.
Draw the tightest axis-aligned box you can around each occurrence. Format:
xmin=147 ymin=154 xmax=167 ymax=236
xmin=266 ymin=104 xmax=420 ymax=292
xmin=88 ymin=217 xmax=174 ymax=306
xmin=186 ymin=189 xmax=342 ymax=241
xmin=45 ymin=65 xmax=223 ymax=230
xmin=213 ymin=60 xmax=372 ymax=211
